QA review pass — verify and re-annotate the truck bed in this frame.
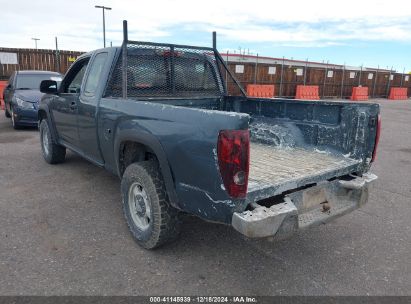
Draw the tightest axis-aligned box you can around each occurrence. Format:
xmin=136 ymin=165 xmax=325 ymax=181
xmin=248 ymin=142 xmax=361 ymax=200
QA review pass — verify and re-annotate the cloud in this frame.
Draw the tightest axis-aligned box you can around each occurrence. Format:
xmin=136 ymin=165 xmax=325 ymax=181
xmin=0 ymin=0 xmax=410 ymax=51
xmin=212 ymin=19 xmax=411 ymax=45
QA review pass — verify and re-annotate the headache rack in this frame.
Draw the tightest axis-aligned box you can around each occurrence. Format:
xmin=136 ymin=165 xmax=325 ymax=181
xmin=104 ymin=20 xmax=246 ymax=99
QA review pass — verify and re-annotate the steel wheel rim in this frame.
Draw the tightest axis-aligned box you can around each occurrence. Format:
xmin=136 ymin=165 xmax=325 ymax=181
xmin=42 ymin=125 xmax=49 ymax=156
xmin=128 ymin=182 xmax=151 ymax=230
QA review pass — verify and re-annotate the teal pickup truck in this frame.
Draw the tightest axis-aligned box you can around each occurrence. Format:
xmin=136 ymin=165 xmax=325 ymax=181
xmin=37 ymin=21 xmax=380 ymax=249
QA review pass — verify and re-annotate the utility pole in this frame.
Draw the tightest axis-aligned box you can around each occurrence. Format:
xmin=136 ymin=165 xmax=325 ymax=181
xmin=32 ymin=38 xmax=40 ymax=49
xmin=95 ymin=5 xmax=112 ymax=48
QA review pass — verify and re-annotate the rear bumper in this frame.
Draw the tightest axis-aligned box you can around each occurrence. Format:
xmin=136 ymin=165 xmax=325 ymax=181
xmin=232 ymin=173 xmax=377 ymax=239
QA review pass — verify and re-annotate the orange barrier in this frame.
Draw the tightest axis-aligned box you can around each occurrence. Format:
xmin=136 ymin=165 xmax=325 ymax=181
xmin=246 ymin=84 xmax=275 ymax=98
xmin=0 ymin=81 xmax=8 ymax=110
xmin=388 ymin=88 xmax=408 ymax=100
xmin=295 ymin=85 xmax=320 ymax=100
xmin=350 ymin=87 xmax=369 ymax=101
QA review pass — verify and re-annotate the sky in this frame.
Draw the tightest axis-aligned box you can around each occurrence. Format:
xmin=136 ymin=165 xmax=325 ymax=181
xmin=0 ymin=0 xmax=410 ymax=72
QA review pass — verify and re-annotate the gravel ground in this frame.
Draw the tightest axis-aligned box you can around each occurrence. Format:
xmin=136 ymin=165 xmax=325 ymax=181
xmin=0 ymin=99 xmax=410 ymax=296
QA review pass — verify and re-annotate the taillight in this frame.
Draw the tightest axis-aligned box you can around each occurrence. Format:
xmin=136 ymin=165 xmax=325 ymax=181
xmin=371 ymin=114 xmax=381 ymax=162
xmin=217 ymin=130 xmax=250 ymax=198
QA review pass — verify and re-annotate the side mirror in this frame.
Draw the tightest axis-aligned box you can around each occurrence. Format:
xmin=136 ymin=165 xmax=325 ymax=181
xmin=6 ymin=84 xmax=12 ymax=89
xmin=40 ymin=80 xmax=58 ymax=94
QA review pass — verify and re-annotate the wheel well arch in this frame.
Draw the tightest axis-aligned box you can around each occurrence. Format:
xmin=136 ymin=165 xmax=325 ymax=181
xmin=38 ymin=109 xmax=48 ymax=121
xmin=118 ymin=141 xmax=157 ymax=177
xmin=115 ymin=136 xmax=179 ymax=209
xmin=37 ymin=107 xmax=59 ymax=143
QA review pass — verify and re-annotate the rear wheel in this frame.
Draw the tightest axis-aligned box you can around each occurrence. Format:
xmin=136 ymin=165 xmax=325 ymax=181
xmin=121 ymin=160 xmax=181 ymax=249
xmin=39 ymin=119 xmax=66 ymax=164
xmin=4 ymin=106 xmax=11 ymax=118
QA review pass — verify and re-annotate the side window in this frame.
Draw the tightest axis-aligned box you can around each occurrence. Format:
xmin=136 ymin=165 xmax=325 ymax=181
xmin=83 ymin=52 xmax=108 ymax=97
xmin=63 ymin=59 xmax=90 ymax=93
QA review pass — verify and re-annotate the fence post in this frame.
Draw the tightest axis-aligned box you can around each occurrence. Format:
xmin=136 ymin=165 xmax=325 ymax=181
xmin=400 ymin=67 xmax=405 ymax=87
xmin=386 ymin=66 xmax=393 ymax=97
xmin=322 ymin=60 xmax=329 ymax=98
xmin=358 ymin=65 xmax=363 ymax=86
xmin=303 ymin=58 xmax=308 ymax=85
xmin=372 ymin=65 xmax=379 ymax=98
xmin=279 ymin=56 xmax=284 ymax=97
xmin=254 ymin=53 xmax=258 ymax=84
xmin=33 ymin=48 xmax=36 ymax=71
xmin=340 ymin=63 xmax=345 ymax=98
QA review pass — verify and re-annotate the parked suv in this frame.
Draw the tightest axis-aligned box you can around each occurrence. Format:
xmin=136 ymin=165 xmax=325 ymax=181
xmin=3 ymin=70 xmax=62 ymax=129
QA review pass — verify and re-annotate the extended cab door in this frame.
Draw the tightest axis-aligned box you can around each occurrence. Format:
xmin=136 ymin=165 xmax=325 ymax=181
xmin=77 ymin=51 xmax=109 ymax=164
xmin=52 ymin=57 xmax=90 ymax=146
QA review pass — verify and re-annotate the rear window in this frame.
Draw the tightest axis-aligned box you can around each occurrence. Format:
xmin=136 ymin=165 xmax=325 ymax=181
xmin=105 ymin=49 xmax=222 ymax=98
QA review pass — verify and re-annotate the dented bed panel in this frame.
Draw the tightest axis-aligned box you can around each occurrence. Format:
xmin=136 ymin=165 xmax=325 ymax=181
xmin=228 ymin=97 xmax=380 ymax=166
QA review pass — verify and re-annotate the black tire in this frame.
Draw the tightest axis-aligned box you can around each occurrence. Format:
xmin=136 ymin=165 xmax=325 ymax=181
xmin=121 ymin=160 xmax=180 ymax=249
xmin=39 ymin=119 xmax=66 ymax=164
xmin=10 ymin=108 xmax=20 ymax=130
xmin=4 ymin=107 xmax=11 ymax=118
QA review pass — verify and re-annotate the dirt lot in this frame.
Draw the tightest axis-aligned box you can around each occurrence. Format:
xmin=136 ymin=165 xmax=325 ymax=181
xmin=0 ymin=100 xmax=410 ymax=296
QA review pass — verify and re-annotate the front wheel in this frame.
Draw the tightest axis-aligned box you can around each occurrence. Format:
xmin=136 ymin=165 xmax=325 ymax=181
xmin=121 ymin=161 xmax=181 ymax=249
xmin=4 ymin=106 xmax=11 ymax=118
xmin=10 ymin=108 xmax=20 ymax=129
xmin=39 ymin=119 xmax=66 ymax=164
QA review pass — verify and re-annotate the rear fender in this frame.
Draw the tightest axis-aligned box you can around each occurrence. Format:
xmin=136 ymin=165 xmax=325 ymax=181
xmin=114 ymin=129 xmax=179 ymax=208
